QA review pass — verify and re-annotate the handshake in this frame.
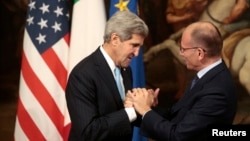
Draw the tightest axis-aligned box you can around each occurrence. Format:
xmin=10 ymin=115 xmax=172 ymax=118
xmin=124 ymin=88 xmax=160 ymax=116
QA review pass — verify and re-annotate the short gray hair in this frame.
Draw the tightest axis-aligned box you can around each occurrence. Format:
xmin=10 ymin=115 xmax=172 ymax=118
xmin=103 ymin=11 xmax=149 ymax=42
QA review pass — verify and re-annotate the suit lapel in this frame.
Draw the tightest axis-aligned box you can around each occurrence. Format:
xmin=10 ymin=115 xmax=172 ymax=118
xmin=93 ymin=48 xmax=126 ymax=107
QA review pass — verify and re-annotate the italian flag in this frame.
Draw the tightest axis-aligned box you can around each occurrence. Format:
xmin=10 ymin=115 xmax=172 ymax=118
xmin=68 ymin=0 xmax=106 ymax=72
xmin=65 ymin=0 xmax=106 ymax=139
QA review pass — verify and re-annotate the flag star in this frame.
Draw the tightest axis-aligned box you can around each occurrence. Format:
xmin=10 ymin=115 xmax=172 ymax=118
xmin=39 ymin=3 xmax=50 ymax=14
xmin=26 ymin=15 xmax=34 ymax=26
xmin=37 ymin=18 xmax=48 ymax=29
xmin=66 ymin=12 xmax=70 ymax=19
xmin=52 ymin=22 xmax=61 ymax=33
xmin=36 ymin=33 xmax=46 ymax=44
xmin=115 ymin=0 xmax=129 ymax=11
xmin=28 ymin=1 xmax=36 ymax=11
xmin=54 ymin=6 xmax=63 ymax=17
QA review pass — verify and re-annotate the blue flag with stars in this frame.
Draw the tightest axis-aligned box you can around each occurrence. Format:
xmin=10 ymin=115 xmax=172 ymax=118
xmin=109 ymin=0 xmax=147 ymax=141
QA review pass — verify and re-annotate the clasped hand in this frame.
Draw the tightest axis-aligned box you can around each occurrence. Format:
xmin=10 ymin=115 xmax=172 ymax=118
xmin=124 ymin=88 xmax=160 ymax=116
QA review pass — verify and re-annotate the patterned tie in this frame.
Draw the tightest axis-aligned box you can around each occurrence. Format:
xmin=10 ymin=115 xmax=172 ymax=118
xmin=190 ymin=75 xmax=199 ymax=89
xmin=114 ymin=67 xmax=125 ymax=100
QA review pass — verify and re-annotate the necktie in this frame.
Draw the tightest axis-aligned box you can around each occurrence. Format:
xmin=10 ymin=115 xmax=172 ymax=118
xmin=190 ymin=75 xmax=199 ymax=89
xmin=114 ymin=67 xmax=125 ymax=100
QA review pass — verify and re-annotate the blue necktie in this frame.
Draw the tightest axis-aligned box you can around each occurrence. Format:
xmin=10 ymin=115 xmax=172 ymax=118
xmin=190 ymin=75 xmax=199 ymax=89
xmin=114 ymin=67 xmax=125 ymax=100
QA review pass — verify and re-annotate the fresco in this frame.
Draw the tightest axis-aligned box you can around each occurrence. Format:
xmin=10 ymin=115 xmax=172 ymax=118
xmin=141 ymin=0 xmax=250 ymax=124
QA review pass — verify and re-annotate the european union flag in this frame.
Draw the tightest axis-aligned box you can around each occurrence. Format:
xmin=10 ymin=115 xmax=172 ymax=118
xmin=109 ymin=0 xmax=147 ymax=141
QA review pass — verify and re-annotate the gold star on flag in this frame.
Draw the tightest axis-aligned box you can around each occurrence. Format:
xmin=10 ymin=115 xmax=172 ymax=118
xmin=115 ymin=0 xmax=129 ymax=11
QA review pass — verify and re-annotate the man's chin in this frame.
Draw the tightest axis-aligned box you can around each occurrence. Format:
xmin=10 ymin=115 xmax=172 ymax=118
xmin=121 ymin=63 xmax=130 ymax=68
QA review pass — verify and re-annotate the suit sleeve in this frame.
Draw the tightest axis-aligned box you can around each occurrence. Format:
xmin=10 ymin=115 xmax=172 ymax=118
xmin=140 ymin=88 xmax=231 ymax=141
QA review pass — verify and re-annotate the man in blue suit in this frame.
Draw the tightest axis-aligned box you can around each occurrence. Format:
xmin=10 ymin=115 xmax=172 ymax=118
xmin=125 ymin=21 xmax=237 ymax=141
xmin=66 ymin=11 xmax=148 ymax=141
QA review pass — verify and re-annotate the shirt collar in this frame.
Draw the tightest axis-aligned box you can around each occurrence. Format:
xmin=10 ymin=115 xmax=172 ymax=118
xmin=197 ymin=59 xmax=222 ymax=78
xmin=100 ymin=46 xmax=116 ymax=77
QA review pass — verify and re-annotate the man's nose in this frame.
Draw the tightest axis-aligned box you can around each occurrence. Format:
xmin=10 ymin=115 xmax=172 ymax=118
xmin=133 ymin=47 xmax=140 ymax=57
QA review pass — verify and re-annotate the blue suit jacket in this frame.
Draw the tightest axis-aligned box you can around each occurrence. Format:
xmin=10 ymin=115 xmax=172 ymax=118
xmin=140 ymin=61 xmax=237 ymax=141
xmin=66 ymin=47 xmax=135 ymax=141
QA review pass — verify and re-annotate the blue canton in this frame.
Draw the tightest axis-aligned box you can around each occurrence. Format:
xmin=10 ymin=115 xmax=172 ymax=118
xmin=26 ymin=0 xmax=70 ymax=54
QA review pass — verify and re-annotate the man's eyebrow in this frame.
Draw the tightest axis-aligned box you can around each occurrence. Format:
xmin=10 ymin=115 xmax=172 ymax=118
xmin=131 ymin=42 xmax=142 ymax=45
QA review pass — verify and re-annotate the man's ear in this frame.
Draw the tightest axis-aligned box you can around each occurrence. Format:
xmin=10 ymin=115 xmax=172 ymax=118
xmin=110 ymin=33 xmax=120 ymax=45
xmin=198 ymin=47 xmax=205 ymax=59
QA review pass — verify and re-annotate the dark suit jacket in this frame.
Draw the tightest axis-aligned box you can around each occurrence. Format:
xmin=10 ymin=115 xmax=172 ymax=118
xmin=140 ymin=61 xmax=237 ymax=141
xmin=66 ymin=47 xmax=135 ymax=141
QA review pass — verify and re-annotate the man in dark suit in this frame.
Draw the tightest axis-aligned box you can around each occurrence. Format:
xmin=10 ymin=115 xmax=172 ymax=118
xmin=125 ymin=21 xmax=237 ymax=141
xmin=65 ymin=11 xmax=148 ymax=141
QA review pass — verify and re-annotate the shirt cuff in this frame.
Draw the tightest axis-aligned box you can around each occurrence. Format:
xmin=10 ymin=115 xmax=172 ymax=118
xmin=125 ymin=107 xmax=137 ymax=122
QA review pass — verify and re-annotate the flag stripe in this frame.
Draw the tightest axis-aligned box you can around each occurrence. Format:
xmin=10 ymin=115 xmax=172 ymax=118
xmin=64 ymin=33 xmax=70 ymax=46
xmin=73 ymin=0 xmax=79 ymax=4
xmin=16 ymin=99 xmax=45 ymax=140
xmin=23 ymin=30 xmax=66 ymax=114
xmin=18 ymin=73 xmax=62 ymax=140
xmin=14 ymin=118 xmax=29 ymax=141
xmin=62 ymin=123 xmax=71 ymax=141
xmin=21 ymin=52 xmax=64 ymax=136
xmin=42 ymin=47 xmax=67 ymax=89
xmin=53 ymin=36 xmax=70 ymax=68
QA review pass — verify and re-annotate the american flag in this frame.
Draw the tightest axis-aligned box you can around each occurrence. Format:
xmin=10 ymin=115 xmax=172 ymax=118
xmin=14 ymin=0 xmax=71 ymax=140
